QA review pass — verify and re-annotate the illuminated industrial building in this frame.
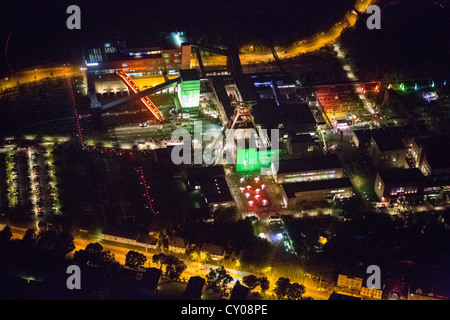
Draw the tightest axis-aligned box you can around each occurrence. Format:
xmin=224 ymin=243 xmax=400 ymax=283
xmin=275 ymin=155 xmax=343 ymax=184
xmin=410 ymin=135 xmax=450 ymax=176
xmin=374 ymin=168 xmax=424 ymax=203
xmin=82 ymin=33 xmax=192 ymax=97
xmin=369 ymin=133 xmax=407 ymax=170
xmin=281 ymin=178 xmax=354 ymax=209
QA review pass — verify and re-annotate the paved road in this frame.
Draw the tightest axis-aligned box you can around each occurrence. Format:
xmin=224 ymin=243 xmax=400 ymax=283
xmin=193 ymin=0 xmax=374 ymax=67
xmin=3 ymin=224 xmax=330 ymax=299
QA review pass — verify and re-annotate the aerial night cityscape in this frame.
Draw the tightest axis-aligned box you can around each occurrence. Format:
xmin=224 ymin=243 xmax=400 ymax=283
xmin=0 ymin=0 xmax=449 ymax=309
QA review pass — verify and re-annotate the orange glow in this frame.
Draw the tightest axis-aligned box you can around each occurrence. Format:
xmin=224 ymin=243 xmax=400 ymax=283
xmin=116 ymin=70 xmax=164 ymax=122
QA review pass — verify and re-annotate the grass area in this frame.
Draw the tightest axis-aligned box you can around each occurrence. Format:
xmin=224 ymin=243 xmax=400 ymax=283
xmin=54 ymin=148 xmax=147 ymax=232
xmin=0 ymin=78 xmax=74 ymax=136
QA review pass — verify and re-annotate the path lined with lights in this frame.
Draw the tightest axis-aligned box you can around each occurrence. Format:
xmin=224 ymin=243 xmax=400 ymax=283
xmin=67 ymin=77 xmax=158 ymax=214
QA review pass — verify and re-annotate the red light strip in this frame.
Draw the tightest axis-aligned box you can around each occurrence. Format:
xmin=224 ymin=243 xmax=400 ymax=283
xmin=67 ymin=77 xmax=158 ymax=214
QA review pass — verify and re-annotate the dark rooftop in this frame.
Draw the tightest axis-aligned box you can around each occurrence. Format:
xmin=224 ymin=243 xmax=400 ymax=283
xmin=201 ymin=243 xmax=225 ymax=256
xmin=180 ymin=69 xmax=200 ymax=82
xmin=184 ymin=276 xmax=206 ymax=300
xmin=415 ymin=135 xmax=450 ymax=170
xmin=142 ymin=268 xmax=162 ymax=291
xmin=280 ymin=103 xmax=316 ymax=126
xmin=212 ymin=79 xmax=233 ymax=119
xmin=424 ymin=174 xmax=450 ymax=188
xmin=371 ymin=133 xmax=406 ymax=151
xmin=230 ymin=283 xmax=250 ymax=300
xmin=378 ymin=168 xmax=424 ymax=185
xmin=252 ymin=99 xmax=284 ymax=129
xmin=252 ymin=101 xmax=317 ymax=131
xmin=289 ymin=133 xmax=315 ymax=144
xmin=202 ymin=177 xmax=234 ymax=204
xmin=355 ymin=126 xmax=417 ymax=149
xmin=328 ymin=292 xmax=361 ymax=300
xmin=186 ymin=166 xmax=233 ymax=204
xmin=187 ymin=165 xmax=225 ymax=182
xmin=282 ymin=178 xmax=353 ymax=198
xmin=277 ymin=154 xmax=342 ymax=174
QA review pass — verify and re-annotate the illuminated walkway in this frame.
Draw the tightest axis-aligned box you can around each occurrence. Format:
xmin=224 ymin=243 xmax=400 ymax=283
xmin=116 ymin=70 xmax=164 ymax=122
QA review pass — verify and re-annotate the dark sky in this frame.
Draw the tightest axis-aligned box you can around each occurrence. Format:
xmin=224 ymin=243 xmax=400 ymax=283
xmin=0 ymin=0 xmax=355 ymax=72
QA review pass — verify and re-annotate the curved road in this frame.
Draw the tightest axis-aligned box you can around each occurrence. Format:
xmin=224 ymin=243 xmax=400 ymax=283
xmin=194 ymin=0 xmax=375 ymax=67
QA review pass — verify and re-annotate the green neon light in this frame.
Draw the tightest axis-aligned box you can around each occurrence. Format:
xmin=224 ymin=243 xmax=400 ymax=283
xmin=178 ymin=79 xmax=200 ymax=108
xmin=236 ymin=148 xmax=280 ymax=172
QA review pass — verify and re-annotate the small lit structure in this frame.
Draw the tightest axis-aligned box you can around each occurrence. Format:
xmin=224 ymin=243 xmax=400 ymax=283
xmin=168 ymin=236 xmax=188 ymax=254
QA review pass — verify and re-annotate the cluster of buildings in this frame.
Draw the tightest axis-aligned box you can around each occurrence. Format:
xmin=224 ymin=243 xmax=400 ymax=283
xmin=82 ymin=33 xmax=191 ymax=97
xmin=354 ymin=126 xmax=450 ymax=204
xmin=81 ymin=33 xmax=450 ymax=218
xmin=329 ymin=274 xmax=383 ymax=300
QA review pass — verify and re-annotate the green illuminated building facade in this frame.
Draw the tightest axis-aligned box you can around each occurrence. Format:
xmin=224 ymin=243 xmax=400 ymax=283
xmin=236 ymin=148 xmax=280 ymax=172
xmin=178 ymin=69 xmax=200 ymax=109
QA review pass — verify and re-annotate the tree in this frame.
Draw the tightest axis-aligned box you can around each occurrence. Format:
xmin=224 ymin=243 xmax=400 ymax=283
xmin=0 ymin=226 xmax=13 ymax=242
xmin=205 ymin=266 xmax=234 ymax=296
xmin=164 ymin=255 xmax=187 ymax=280
xmin=259 ymin=276 xmax=270 ymax=295
xmin=242 ymin=275 xmax=259 ymax=291
xmin=152 ymin=253 xmax=167 ymax=270
xmin=274 ymin=277 xmax=291 ymax=300
xmin=74 ymin=243 xmax=117 ymax=268
xmin=22 ymin=229 xmax=37 ymax=243
xmin=36 ymin=230 xmax=75 ymax=259
xmin=240 ymin=237 xmax=274 ymax=269
xmin=274 ymin=277 xmax=311 ymax=300
xmin=157 ymin=231 xmax=169 ymax=252
xmin=287 ymin=282 xmax=306 ymax=300
xmin=152 ymin=253 xmax=187 ymax=280
xmin=125 ymin=250 xmax=147 ymax=269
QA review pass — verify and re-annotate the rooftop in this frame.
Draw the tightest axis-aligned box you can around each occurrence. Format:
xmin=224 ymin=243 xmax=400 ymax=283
xmin=187 ymin=165 xmax=225 ymax=182
xmin=200 ymin=243 xmax=225 ymax=256
xmin=184 ymin=276 xmax=206 ymax=300
xmin=186 ymin=166 xmax=233 ymax=204
xmin=354 ymin=126 xmax=417 ymax=149
xmin=280 ymin=103 xmax=317 ymax=127
xmin=372 ymin=133 xmax=406 ymax=151
xmin=202 ymin=177 xmax=234 ymax=204
xmin=378 ymin=168 xmax=424 ymax=185
xmin=289 ymin=133 xmax=315 ymax=144
xmin=180 ymin=69 xmax=200 ymax=82
xmin=169 ymin=236 xmax=188 ymax=249
xmin=277 ymin=154 xmax=342 ymax=174
xmin=415 ymin=135 xmax=450 ymax=170
xmin=230 ymin=283 xmax=250 ymax=300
